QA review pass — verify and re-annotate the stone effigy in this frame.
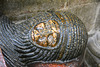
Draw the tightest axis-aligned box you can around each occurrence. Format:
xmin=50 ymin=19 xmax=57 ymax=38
xmin=0 ymin=11 xmax=88 ymax=67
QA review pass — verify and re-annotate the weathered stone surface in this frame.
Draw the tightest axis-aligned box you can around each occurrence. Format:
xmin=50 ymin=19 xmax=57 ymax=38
xmin=84 ymin=3 xmax=100 ymax=67
xmin=67 ymin=2 xmax=98 ymax=32
xmin=0 ymin=0 xmax=100 ymax=67
xmin=3 ymin=0 xmax=66 ymax=15
xmin=1 ymin=0 xmax=99 ymax=32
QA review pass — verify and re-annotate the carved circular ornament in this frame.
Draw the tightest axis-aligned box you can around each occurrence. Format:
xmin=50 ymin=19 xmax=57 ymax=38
xmin=31 ymin=20 xmax=61 ymax=48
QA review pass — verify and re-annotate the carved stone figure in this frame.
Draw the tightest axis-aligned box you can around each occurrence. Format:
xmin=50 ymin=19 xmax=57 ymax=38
xmin=0 ymin=11 xmax=88 ymax=67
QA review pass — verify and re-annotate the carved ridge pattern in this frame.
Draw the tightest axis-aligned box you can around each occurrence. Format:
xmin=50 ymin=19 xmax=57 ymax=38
xmin=0 ymin=12 xmax=88 ymax=67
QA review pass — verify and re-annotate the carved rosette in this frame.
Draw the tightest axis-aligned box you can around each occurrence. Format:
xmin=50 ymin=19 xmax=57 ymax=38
xmin=31 ymin=20 xmax=60 ymax=48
